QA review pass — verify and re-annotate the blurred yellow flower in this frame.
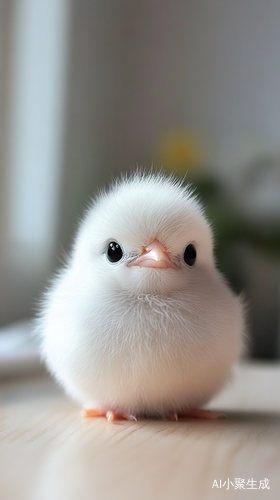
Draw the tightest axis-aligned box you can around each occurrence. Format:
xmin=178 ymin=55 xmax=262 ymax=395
xmin=154 ymin=130 xmax=206 ymax=173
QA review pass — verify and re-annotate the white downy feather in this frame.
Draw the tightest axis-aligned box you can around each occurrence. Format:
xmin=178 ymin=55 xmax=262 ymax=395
xmin=36 ymin=172 xmax=244 ymax=416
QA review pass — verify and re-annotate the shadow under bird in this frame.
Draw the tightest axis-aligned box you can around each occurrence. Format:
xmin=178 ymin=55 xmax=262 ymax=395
xmin=37 ymin=173 xmax=244 ymax=421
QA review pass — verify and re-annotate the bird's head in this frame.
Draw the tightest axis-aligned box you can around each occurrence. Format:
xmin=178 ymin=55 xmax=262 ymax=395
xmin=71 ymin=173 xmax=214 ymax=296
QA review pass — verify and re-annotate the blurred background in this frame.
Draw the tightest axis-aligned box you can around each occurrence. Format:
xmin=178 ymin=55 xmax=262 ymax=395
xmin=0 ymin=0 xmax=280 ymax=377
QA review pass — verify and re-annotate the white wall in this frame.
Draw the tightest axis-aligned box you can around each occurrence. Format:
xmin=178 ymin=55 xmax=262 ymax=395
xmin=61 ymin=0 xmax=280 ymax=195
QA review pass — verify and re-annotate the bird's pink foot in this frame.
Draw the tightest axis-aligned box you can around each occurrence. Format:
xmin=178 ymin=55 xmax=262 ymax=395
xmin=81 ymin=408 xmax=137 ymax=422
xmin=168 ymin=409 xmax=226 ymax=420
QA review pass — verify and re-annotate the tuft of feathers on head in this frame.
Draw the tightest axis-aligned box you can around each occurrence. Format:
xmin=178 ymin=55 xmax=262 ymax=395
xmin=95 ymin=168 xmax=201 ymax=215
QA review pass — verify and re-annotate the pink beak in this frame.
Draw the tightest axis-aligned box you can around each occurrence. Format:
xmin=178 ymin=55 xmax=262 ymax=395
xmin=128 ymin=240 xmax=178 ymax=269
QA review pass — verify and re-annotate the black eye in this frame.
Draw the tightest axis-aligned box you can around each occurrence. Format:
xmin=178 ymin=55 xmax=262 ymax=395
xmin=107 ymin=241 xmax=123 ymax=263
xmin=184 ymin=244 xmax=197 ymax=266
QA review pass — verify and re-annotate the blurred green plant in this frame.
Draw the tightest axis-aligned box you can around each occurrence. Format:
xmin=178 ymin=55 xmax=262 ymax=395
xmin=154 ymin=129 xmax=280 ymax=294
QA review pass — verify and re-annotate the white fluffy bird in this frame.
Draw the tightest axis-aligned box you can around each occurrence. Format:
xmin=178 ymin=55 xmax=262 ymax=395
xmin=38 ymin=173 xmax=244 ymax=421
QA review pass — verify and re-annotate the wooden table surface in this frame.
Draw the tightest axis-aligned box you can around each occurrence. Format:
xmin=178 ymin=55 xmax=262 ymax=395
xmin=1 ymin=362 xmax=280 ymax=500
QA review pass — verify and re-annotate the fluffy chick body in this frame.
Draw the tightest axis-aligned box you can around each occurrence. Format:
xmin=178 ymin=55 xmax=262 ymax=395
xmin=38 ymin=174 xmax=244 ymax=417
